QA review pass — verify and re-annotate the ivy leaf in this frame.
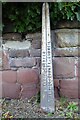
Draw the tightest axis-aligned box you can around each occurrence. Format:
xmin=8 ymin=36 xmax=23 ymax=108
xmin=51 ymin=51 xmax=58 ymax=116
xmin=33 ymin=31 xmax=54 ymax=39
xmin=75 ymin=12 xmax=80 ymax=21
xmin=58 ymin=3 xmax=64 ymax=11
xmin=71 ymin=6 xmax=76 ymax=11
xmin=28 ymin=26 xmax=32 ymax=31
xmin=66 ymin=10 xmax=73 ymax=20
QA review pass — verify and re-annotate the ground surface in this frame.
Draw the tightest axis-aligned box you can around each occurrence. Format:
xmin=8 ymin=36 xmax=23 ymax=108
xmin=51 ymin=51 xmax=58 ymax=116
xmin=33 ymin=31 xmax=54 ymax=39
xmin=0 ymin=95 xmax=79 ymax=119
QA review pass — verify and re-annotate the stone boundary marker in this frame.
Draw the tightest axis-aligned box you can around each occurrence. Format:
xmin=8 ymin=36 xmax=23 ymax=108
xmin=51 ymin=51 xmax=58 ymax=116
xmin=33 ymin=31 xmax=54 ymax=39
xmin=41 ymin=3 xmax=55 ymax=113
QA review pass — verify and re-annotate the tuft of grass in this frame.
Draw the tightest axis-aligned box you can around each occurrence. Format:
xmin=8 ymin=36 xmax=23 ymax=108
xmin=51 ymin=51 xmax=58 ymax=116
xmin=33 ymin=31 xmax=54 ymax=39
xmin=65 ymin=102 xmax=78 ymax=118
xmin=60 ymin=96 xmax=68 ymax=107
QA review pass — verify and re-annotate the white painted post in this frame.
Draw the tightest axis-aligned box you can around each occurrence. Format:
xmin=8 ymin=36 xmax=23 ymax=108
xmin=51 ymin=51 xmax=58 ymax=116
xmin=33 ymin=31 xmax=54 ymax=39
xmin=41 ymin=3 xmax=55 ymax=113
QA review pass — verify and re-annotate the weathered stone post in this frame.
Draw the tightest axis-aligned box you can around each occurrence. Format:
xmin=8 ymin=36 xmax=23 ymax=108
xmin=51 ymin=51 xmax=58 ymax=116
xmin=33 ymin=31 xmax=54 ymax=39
xmin=41 ymin=3 xmax=55 ymax=113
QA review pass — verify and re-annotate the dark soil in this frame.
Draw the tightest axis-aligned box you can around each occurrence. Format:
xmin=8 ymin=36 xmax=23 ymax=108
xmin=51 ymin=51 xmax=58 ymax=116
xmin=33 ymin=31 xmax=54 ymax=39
xmin=0 ymin=95 xmax=79 ymax=119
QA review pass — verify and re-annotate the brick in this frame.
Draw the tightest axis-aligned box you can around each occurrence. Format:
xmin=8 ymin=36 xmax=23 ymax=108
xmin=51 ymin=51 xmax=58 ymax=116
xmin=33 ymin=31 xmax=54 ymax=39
xmin=20 ymin=83 xmax=39 ymax=99
xmin=3 ymin=33 xmax=22 ymax=41
xmin=60 ymin=79 xmax=78 ymax=98
xmin=53 ymin=57 xmax=75 ymax=79
xmin=17 ymin=68 xmax=39 ymax=84
xmin=60 ymin=89 xmax=78 ymax=98
xmin=75 ymin=57 xmax=80 ymax=78
xmin=29 ymin=48 xmax=41 ymax=57
xmin=25 ymin=32 xmax=41 ymax=40
xmin=53 ymin=47 xmax=79 ymax=57
xmin=0 ymin=82 xmax=3 ymax=98
xmin=0 ymin=71 xmax=2 ymax=83
xmin=55 ymin=29 xmax=80 ymax=47
xmin=0 ymin=58 xmax=2 ymax=70
xmin=31 ymin=40 xmax=41 ymax=49
xmin=2 ymin=50 xmax=10 ymax=70
xmin=9 ymin=49 xmax=29 ymax=58
xmin=10 ymin=57 xmax=36 ymax=68
xmin=2 ymin=70 xmax=17 ymax=83
xmin=2 ymin=82 xmax=21 ymax=99
xmin=3 ymin=40 xmax=31 ymax=50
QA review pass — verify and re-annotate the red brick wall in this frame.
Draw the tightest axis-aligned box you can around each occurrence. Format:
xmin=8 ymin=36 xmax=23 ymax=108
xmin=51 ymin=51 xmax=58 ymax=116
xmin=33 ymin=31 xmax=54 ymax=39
xmin=1 ymin=29 xmax=79 ymax=99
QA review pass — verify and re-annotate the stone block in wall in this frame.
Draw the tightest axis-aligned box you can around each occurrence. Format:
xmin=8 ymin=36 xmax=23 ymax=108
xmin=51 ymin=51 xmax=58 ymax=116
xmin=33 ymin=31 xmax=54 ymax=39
xmin=54 ymin=29 xmax=80 ymax=47
xmin=2 ymin=82 xmax=21 ymax=99
xmin=2 ymin=70 xmax=17 ymax=83
xmin=25 ymin=32 xmax=41 ymax=40
xmin=3 ymin=33 xmax=22 ymax=41
xmin=2 ymin=40 xmax=31 ymax=50
xmin=10 ymin=57 xmax=36 ymax=68
xmin=31 ymin=39 xmax=41 ymax=49
xmin=53 ymin=47 xmax=79 ymax=57
xmin=0 ymin=58 xmax=2 ymax=70
xmin=0 ymin=71 xmax=2 ymax=82
xmin=2 ymin=50 xmax=10 ymax=70
xmin=20 ymin=83 xmax=39 ymax=99
xmin=0 ymin=82 xmax=2 ymax=98
xmin=25 ymin=33 xmax=41 ymax=49
xmin=9 ymin=49 xmax=29 ymax=58
xmin=53 ymin=57 xmax=75 ymax=79
xmin=29 ymin=48 xmax=41 ymax=57
xmin=75 ymin=57 xmax=80 ymax=78
xmin=59 ymin=79 xmax=78 ymax=98
xmin=17 ymin=68 xmax=39 ymax=84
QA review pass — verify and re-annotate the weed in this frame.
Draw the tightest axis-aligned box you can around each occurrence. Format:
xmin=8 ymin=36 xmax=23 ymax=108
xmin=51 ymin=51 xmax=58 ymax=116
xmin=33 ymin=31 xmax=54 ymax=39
xmin=67 ymin=102 xmax=78 ymax=112
xmin=47 ymin=112 xmax=54 ymax=117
